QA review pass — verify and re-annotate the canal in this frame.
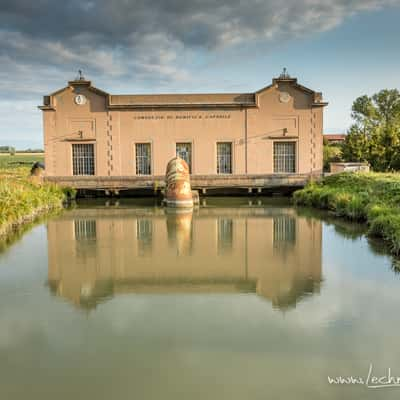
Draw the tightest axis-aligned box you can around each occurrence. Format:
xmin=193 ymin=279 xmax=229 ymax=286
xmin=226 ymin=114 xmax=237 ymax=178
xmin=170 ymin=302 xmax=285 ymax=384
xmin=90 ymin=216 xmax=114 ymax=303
xmin=0 ymin=198 xmax=399 ymax=399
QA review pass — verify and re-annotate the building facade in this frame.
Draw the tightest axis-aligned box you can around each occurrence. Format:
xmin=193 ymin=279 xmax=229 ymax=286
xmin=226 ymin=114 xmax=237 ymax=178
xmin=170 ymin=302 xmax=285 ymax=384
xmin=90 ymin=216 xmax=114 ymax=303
xmin=39 ymin=71 xmax=327 ymax=190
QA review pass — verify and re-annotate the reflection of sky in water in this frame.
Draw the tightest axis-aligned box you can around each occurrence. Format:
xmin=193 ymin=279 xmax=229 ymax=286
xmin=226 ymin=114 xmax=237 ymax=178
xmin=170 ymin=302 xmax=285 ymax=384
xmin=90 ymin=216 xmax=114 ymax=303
xmin=0 ymin=204 xmax=399 ymax=400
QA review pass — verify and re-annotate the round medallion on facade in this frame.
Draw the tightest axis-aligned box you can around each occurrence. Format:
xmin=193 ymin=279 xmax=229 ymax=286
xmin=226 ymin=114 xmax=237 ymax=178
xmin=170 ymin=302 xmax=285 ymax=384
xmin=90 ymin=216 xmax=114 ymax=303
xmin=279 ymin=92 xmax=291 ymax=103
xmin=75 ymin=94 xmax=87 ymax=105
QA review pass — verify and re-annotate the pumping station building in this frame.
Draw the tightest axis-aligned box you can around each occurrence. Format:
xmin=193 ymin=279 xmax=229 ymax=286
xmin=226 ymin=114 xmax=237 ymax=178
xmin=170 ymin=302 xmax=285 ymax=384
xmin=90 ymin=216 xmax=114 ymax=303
xmin=39 ymin=70 xmax=327 ymax=194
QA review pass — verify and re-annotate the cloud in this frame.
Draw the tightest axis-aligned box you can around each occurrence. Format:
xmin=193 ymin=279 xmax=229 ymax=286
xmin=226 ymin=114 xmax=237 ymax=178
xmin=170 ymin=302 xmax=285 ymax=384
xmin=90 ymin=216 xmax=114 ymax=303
xmin=1 ymin=1 xmax=398 ymax=47
xmin=0 ymin=0 xmax=399 ymax=146
xmin=1 ymin=0 xmax=399 ymax=84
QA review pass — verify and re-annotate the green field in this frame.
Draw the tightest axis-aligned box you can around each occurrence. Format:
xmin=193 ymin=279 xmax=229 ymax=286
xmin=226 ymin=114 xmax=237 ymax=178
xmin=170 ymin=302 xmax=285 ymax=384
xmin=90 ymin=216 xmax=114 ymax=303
xmin=0 ymin=153 xmax=44 ymax=169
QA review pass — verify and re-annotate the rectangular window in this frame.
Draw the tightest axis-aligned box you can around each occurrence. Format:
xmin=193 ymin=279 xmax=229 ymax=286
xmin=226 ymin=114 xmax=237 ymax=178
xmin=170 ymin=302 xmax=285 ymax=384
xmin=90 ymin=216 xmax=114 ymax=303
xmin=137 ymin=219 xmax=152 ymax=256
xmin=217 ymin=142 xmax=232 ymax=174
xmin=74 ymin=220 xmax=96 ymax=241
xmin=176 ymin=143 xmax=192 ymax=173
xmin=273 ymin=216 xmax=296 ymax=244
xmin=218 ymin=218 xmax=233 ymax=253
xmin=273 ymin=142 xmax=296 ymax=173
xmin=135 ymin=143 xmax=151 ymax=175
xmin=74 ymin=219 xmax=97 ymax=260
xmin=72 ymin=143 xmax=95 ymax=175
xmin=273 ymin=216 xmax=296 ymax=252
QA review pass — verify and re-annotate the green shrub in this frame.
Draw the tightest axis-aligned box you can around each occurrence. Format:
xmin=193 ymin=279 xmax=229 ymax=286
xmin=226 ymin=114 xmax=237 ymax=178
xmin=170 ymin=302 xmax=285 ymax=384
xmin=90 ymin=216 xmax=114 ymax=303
xmin=62 ymin=187 xmax=77 ymax=200
xmin=369 ymin=214 xmax=400 ymax=254
xmin=366 ymin=203 xmax=395 ymax=220
xmin=345 ymin=194 xmax=368 ymax=220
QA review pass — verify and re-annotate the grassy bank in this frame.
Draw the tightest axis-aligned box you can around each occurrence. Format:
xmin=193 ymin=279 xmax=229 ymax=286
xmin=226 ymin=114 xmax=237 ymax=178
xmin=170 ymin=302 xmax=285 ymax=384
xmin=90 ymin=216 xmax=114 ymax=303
xmin=0 ymin=166 xmax=67 ymax=237
xmin=293 ymin=172 xmax=400 ymax=254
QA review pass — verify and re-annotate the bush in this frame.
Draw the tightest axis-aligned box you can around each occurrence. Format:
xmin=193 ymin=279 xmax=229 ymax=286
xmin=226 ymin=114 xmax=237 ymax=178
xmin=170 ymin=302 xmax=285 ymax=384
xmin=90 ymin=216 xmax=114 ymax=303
xmin=294 ymin=172 xmax=400 ymax=255
xmin=366 ymin=204 xmax=395 ymax=220
xmin=369 ymin=214 xmax=400 ymax=254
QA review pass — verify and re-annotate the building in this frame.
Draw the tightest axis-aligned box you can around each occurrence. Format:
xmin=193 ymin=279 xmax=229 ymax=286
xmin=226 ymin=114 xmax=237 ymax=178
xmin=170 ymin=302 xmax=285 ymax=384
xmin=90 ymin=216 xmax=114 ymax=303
xmin=324 ymin=133 xmax=346 ymax=145
xmin=39 ymin=70 xmax=327 ymax=193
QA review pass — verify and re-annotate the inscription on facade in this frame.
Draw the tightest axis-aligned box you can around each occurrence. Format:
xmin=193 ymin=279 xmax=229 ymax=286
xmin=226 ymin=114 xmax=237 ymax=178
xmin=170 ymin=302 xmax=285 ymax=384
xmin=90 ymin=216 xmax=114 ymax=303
xmin=134 ymin=114 xmax=231 ymax=120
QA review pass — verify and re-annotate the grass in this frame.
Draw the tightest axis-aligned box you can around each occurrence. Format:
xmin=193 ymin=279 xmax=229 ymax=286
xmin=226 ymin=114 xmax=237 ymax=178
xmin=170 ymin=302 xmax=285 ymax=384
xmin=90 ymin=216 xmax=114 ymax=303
xmin=0 ymin=154 xmax=70 ymax=237
xmin=293 ymin=172 xmax=400 ymax=255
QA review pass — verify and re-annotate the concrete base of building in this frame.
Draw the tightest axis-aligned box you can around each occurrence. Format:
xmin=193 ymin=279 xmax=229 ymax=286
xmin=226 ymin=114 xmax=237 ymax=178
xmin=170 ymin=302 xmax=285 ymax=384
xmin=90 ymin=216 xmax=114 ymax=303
xmin=44 ymin=172 xmax=322 ymax=197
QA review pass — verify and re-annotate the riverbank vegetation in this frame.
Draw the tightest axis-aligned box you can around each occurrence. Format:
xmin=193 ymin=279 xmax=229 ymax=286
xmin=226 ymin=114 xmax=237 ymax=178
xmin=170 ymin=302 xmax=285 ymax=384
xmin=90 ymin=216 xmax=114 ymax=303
xmin=0 ymin=165 xmax=67 ymax=237
xmin=293 ymin=172 xmax=400 ymax=254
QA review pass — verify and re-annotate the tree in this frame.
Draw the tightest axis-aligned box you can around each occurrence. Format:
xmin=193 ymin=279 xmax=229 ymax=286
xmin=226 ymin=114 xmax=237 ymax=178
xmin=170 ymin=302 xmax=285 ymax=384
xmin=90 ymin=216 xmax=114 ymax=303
xmin=342 ymin=89 xmax=400 ymax=171
xmin=0 ymin=145 xmax=15 ymax=154
xmin=341 ymin=125 xmax=368 ymax=163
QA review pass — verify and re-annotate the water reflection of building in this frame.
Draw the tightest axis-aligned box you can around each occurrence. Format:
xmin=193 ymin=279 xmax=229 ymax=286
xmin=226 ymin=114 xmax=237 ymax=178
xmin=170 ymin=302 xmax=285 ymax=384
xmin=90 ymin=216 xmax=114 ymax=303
xmin=47 ymin=206 xmax=322 ymax=311
xmin=136 ymin=219 xmax=153 ymax=256
xmin=165 ymin=209 xmax=193 ymax=256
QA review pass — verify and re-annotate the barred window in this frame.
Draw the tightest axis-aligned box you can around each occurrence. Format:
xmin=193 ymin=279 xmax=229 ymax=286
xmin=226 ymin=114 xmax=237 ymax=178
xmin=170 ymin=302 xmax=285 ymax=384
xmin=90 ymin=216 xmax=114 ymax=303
xmin=74 ymin=220 xmax=96 ymax=241
xmin=72 ymin=144 xmax=95 ymax=175
xmin=273 ymin=142 xmax=296 ymax=173
xmin=137 ymin=219 xmax=152 ymax=255
xmin=135 ymin=143 xmax=151 ymax=175
xmin=74 ymin=220 xmax=97 ymax=260
xmin=218 ymin=218 xmax=233 ymax=253
xmin=217 ymin=142 xmax=232 ymax=174
xmin=273 ymin=216 xmax=296 ymax=244
xmin=176 ymin=142 xmax=192 ymax=173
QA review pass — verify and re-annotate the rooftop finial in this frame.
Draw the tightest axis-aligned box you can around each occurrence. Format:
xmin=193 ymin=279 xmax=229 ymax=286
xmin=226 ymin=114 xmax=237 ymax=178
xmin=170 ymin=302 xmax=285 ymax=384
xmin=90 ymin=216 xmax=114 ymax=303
xmin=279 ymin=67 xmax=290 ymax=79
xmin=76 ymin=69 xmax=85 ymax=81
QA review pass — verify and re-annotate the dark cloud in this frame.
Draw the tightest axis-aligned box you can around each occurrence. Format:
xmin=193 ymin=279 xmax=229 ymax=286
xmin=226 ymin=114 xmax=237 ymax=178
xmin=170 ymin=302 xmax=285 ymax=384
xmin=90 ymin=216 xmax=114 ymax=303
xmin=1 ymin=0 xmax=399 ymax=80
xmin=1 ymin=0 xmax=399 ymax=48
xmin=1 ymin=0 xmax=398 ymax=86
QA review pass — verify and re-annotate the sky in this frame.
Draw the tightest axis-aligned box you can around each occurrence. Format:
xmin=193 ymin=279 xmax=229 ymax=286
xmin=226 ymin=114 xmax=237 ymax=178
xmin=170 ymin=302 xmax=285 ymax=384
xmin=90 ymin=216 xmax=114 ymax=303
xmin=1 ymin=0 xmax=400 ymax=149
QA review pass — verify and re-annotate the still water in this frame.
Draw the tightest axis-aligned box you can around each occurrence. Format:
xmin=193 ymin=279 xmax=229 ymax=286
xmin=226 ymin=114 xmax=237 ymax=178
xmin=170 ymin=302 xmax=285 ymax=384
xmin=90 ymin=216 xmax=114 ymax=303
xmin=0 ymin=198 xmax=399 ymax=399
